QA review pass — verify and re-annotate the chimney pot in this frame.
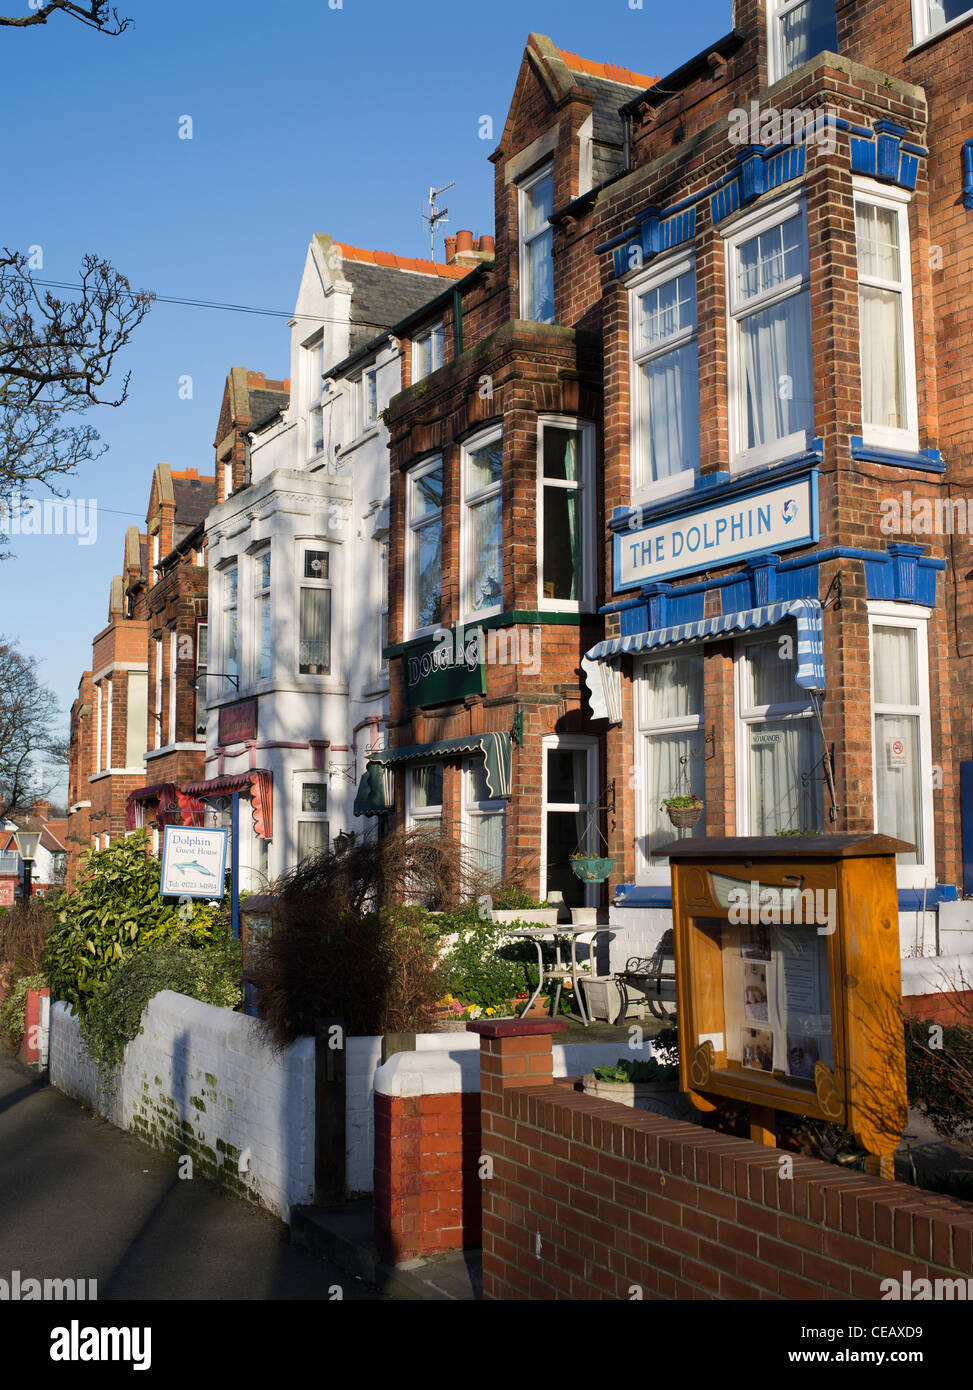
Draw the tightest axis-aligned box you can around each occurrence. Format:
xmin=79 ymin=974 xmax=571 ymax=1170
xmin=455 ymin=230 xmax=474 ymax=254
xmin=444 ymin=235 xmax=457 ymax=262
xmin=477 ymin=234 xmax=495 ymax=256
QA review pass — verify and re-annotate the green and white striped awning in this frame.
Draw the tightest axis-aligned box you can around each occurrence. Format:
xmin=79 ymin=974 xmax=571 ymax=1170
xmin=353 ymin=731 xmax=512 ymax=817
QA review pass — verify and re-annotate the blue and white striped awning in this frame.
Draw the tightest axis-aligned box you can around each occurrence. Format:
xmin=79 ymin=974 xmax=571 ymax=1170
xmin=585 ymin=599 xmax=826 ymax=691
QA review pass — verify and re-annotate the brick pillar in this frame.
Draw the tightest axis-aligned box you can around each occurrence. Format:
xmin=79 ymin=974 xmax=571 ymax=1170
xmin=467 ymin=1019 xmax=568 ymax=1115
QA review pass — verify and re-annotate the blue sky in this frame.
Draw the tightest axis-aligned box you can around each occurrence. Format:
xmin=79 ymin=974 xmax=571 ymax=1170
xmin=4 ymin=0 xmax=732 ymax=797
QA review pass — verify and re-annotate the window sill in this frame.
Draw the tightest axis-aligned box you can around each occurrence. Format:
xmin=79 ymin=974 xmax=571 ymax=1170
xmin=850 ymin=437 xmax=944 ymax=472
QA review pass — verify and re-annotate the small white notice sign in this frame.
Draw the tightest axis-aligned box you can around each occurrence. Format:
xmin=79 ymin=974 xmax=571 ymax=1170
xmin=160 ymin=826 xmax=228 ymax=899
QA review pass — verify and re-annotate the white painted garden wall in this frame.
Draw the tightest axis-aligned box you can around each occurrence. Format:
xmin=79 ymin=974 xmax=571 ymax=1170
xmin=49 ymin=992 xmax=314 ymax=1221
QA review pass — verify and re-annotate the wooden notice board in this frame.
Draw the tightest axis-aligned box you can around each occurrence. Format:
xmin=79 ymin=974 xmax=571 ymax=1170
xmin=655 ymin=834 xmax=912 ymax=1177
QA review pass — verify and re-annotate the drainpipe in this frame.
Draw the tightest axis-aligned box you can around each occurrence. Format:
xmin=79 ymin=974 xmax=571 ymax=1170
xmin=964 ymin=139 xmax=973 ymax=210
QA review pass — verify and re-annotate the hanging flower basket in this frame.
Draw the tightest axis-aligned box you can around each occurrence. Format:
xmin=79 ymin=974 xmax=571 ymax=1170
xmin=570 ymin=854 xmax=615 ymax=883
xmin=663 ymin=796 xmax=703 ymax=829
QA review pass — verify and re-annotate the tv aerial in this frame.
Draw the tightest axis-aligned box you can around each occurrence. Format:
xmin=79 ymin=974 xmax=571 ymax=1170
xmin=422 ymin=181 xmax=455 ymax=259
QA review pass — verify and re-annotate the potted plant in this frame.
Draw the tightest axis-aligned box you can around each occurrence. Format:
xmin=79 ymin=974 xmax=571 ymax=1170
xmin=570 ymin=853 xmax=614 ymax=883
xmin=662 ymin=793 xmax=703 ymax=829
xmin=581 ymin=1055 xmax=692 ymax=1120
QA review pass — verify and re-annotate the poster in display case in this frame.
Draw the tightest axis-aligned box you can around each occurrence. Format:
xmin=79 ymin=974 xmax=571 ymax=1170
xmin=656 ymin=834 xmax=913 ymax=1178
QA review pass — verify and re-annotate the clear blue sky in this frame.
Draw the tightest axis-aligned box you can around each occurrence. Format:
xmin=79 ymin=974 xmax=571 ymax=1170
xmin=4 ymin=0 xmax=733 ymax=798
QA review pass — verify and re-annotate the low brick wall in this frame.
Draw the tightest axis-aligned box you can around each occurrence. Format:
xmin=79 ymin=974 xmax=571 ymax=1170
xmin=474 ymin=1022 xmax=973 ymax=1300
xmin=371 ymin=1034 xmax=663 ymax=1263
xmin=50 ymin=992 xmax=314 ymax=1220
xmin=17 ymin=986 xmax=49 ymax=1064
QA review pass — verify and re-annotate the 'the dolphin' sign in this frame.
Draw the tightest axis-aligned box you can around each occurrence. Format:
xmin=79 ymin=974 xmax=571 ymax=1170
xmin=160 ymin=826 xmax=228 ymax=899
xmin=614 ymin=472 xmax=818 ymax=589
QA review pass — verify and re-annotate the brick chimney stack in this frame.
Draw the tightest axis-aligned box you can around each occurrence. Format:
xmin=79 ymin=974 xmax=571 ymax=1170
xmin=444 ymin=231 xmax=495 ymax=267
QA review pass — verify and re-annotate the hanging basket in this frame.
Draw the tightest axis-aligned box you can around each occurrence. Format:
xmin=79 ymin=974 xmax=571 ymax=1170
xmin=570 ymin=854 xmax=615 ymax=883
xmin=665 ymin=802 xmax=704 ymax=829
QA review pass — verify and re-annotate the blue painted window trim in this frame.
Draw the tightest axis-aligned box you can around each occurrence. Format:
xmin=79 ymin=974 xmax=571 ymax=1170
xmin=847 ymin=117 xmax=926 ymax=191
xmin=850 ymin=436 xmax=944 ymax=473
xmin=613 ymin=883 xmax=957 ymax=912
xmin=861 ymin=543 xmax=944 ymax=606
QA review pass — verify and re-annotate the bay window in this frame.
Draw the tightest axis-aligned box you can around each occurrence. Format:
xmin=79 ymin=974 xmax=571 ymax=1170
xmin=518 ymin=162 xmax=554 ymax=324
xmin=869 ymin=609 xmax=934 ymax=887
xmin=538 ymin=418 xmax=594 ymax=609
xmin=768 ymin=0 xmax=839 ymax=83
xmin=737 ymin=635 xmax=823 ymax=834
xmin=221 ymin=562 xmax=238 ymax=691
xmin=636 ymin=653 xmax=706 ymax=880
xmin=406 ymin=457 xmax=443 ymax=636
xmin=542 ymin=737 xmax=598 ymax=907
xmin=727 ymin=199 xmax=813 ymax=471
xmin=461 ymin=428 xmax=502 ymax=621
xmin=412 ymin=322 xmax=444 ymax=383
xmin=406 ymin=764 xmax=443 ymax=838
xmin=855 ymin=185 xmax=918 ymax=450
xmin=298 ymin=546 xmax=331 ymax=675
xmin=630 ymin=256 xmax=700 ymax=499
xmin=463 ymin=760 xmax=505 ymax=887
xmin=253 ymin=546 xmax=271 ymax=681
xmin=296 ymin=779 xmax=329 ymax=864
xmin=912 ymin=0 xmax=973 ymax=42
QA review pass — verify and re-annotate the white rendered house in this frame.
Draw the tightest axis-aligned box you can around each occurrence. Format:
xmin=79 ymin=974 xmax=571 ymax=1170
xmin=200 ymin=236 xmax=465 ymax=887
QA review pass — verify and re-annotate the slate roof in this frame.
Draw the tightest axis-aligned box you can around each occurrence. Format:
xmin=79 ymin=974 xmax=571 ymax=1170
xmin=171 ymin=473 xmax=216 ymax=528
xmin=342 ymin=259 xmax=466 ymax=353
xmin=248 ymin=386 xmax=290 ymax=422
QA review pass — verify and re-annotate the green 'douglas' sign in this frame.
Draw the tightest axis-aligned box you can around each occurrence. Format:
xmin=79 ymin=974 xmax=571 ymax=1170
xmin=404 ymin=627 xmax=486 ymax=709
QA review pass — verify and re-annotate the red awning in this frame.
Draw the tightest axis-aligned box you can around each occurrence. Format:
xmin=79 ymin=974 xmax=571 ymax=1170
xmin=178 ymin=770 xmax=272 ymax=840
xmin=125 ymin=782 xmax=179 ymax=832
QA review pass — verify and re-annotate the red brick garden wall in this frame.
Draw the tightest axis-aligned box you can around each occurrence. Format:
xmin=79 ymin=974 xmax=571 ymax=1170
xmin=474 ymin=1022 xmax=973 ymax=1300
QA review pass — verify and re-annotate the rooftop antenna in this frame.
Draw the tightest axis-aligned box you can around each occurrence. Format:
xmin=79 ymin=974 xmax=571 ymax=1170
xmin=422 ymin=181 xmax=455 ymax=259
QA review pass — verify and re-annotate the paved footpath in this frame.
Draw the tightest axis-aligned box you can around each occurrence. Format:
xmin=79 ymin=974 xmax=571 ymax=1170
xmin=0 ymin=1056 xmax=381 ymax=1301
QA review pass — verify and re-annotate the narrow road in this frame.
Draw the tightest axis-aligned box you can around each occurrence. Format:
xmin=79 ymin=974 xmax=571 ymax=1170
xmin=0 ymin=1055 xmax=381 ymax=1300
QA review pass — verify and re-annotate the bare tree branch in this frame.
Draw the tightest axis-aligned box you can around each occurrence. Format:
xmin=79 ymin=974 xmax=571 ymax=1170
xmin=0 ymin=249 xmax=153 ymax=518
xmin=0 ymin=2 xmax=131 ymax=34
xmin=0 ymin=639 xmax=62 ymax=819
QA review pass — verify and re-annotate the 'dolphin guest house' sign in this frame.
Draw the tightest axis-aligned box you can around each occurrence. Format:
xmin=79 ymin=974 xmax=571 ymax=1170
xmin=615 ymin=473 xmax=819 ymax=590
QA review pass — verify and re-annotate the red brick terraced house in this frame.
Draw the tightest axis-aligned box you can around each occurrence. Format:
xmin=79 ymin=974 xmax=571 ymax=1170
xmin=567 ymin=0 xmax=973 ymax=976
xmin=362 ymin=37 xmax=658 ymax=911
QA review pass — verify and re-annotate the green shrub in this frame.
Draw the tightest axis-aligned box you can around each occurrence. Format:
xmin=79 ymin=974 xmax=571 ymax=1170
xmin=490 ymin=884 xmax=546 ymax=911
xmin=436 ymin=910 xmax=541 ymax=1011
xmin=0 ymin=971 xmax=47 ymax=1045
xmin=81 ymin=925 xmax=243 ymax=1069
xmin=592 ymin=1056 xmax=678 ymax=1085
xmin=42 ymin=831 xmax=218 ymax=1015
xmin=905 ymin=1016 xmax=973 ymax=1145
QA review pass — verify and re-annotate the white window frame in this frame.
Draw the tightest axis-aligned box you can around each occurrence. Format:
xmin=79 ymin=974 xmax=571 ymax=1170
xmin=220 ymin=561 xmax=239 ymax=693
xmin=635 ymin=647 xmax=705 ymax=886
xmin=867 ymin=602 xmax=935 ymax=890
xmin=578 ymin=114 xmax=594 ymax=196
xmin=306 ymin=334 xmax=326 ymax=463
xmin=412 ymin=322 xmax=444 ymax=384
xmin=767 ymin=0 xmax=839 ymax=84
xmin=911 ymin=0 xmax=973 ymax=43
xmin=536 ymin=415 xmax=595 ymax=611
xmin=540 ymin=734 xmax=599 ymax=907
xmin=294 ymin=773 xmax=329 ymax=865
xmin=222 ymin=459 xmax=233 ymax=501
xmin=461 ymin=759 xmax=506 ymax=886
xmin=361 ymin=365 xmax=378 ymax=430
xmin=378 ymin=539 xmax=390 ymax=675
xmin=405 ymin=763 xmax=443 ymax=832
xmin=628 ymin=252 xmax=700 ymax=505
xmin=297 ymin=543 xmax=333 ymax=677
xmin=167 ymin=631 xmax=177 ymax=745
xmin=252 ymin=544 xmax=272 ymax=683
xmin=195 ymin=621 xmax=208 ymax=738
xmin=406 ymin=455 xmax=444 ymax=639
xmin=518 ymin=160 xmax=555 ymax=324
xmin=460 ymin=425 xmax=503 ymax=623
xmin=724 ymin=194 xmax=813 ymax=474
xmin=853 ymin=179 xmax=919 ymax=453
xmin=153 ymin=637 xmax=162 ymax=749
xmin=734 ymin=630 xmax=823 ymax=836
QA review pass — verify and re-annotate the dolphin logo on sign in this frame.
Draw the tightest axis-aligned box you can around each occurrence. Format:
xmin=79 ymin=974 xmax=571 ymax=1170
xmin=782 ymin=499 xmax=799 ymax=524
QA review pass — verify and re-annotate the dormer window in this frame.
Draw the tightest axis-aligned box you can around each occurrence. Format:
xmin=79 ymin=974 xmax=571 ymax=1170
xmin=768 ymin=0 xmax=838 ymax=83
xmin=412 ymin=322 xmax=444 ymax=383
xmin=518 ymin=162 xmax=555 ymax=324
